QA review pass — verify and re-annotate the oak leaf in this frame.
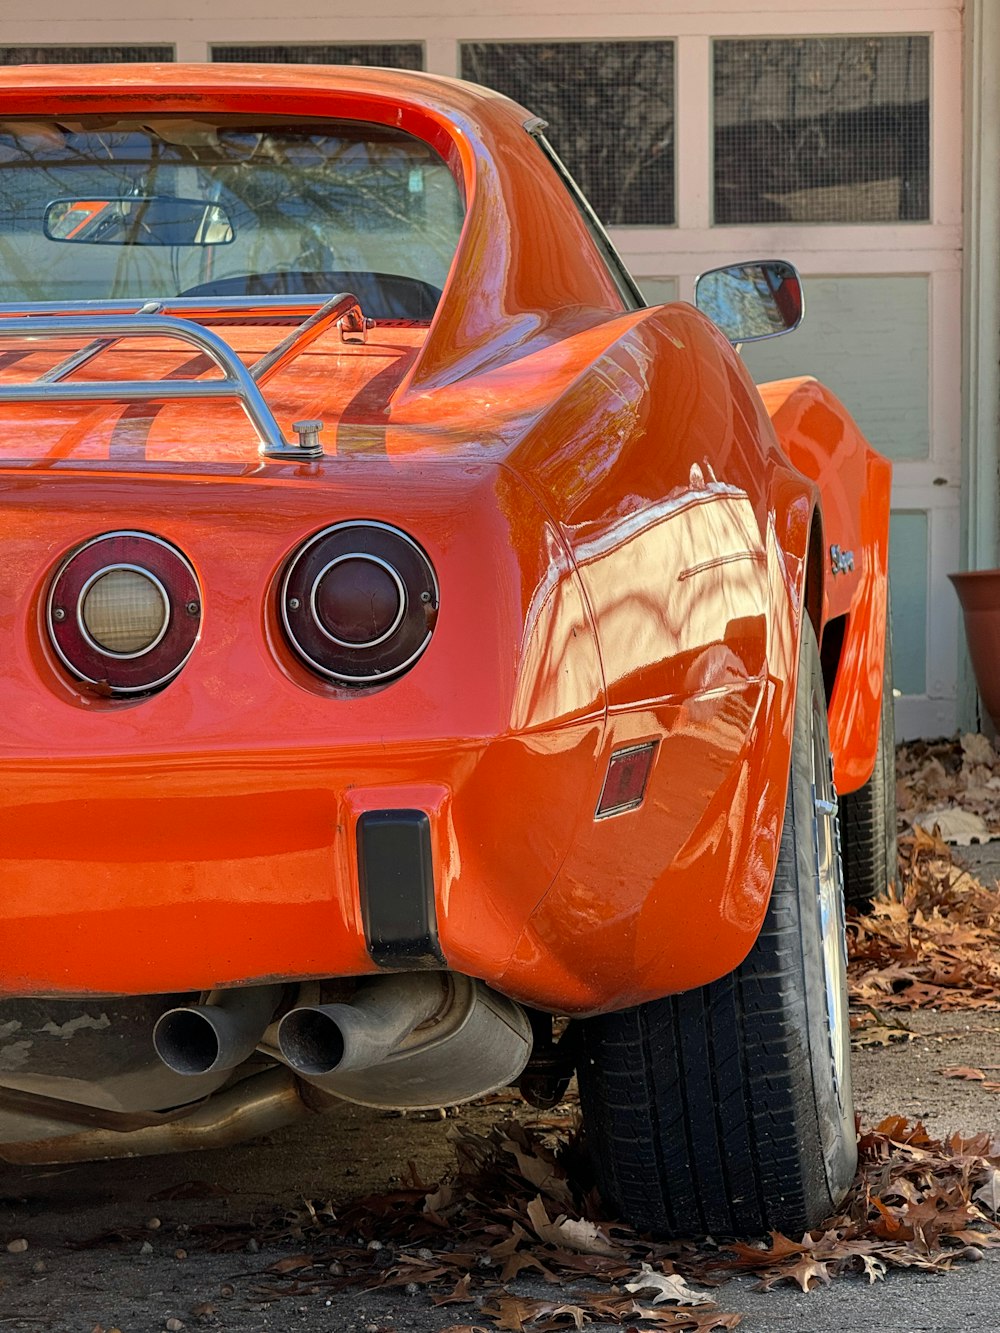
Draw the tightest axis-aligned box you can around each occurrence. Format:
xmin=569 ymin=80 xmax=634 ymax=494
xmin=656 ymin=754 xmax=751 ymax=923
xmin=625 ymin=1263 xmax=714 ymax=1305
xmin=757 ymin=1257 xmax=831 ymax=1293
xmin=525 ymin=1197 xmax=617 ymax=1257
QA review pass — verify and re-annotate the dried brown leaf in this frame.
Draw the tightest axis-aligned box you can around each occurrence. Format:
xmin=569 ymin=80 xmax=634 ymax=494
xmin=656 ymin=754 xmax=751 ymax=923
xmin=525 ymin=1197 xmax=617 ymax=1257
xmin=858 ymin=1254 xmax=887 ymax=1284
xmin=755 ymin=1257 xmax=831 ymax=1293
xmin=502 ymin=1137 xmax=575 ymax=1211
xmin=624 ymin=1263 xmax=714 ymax=1305
xmin=266 ymin=1253 xmax=315 ymax=1275
xmin=431 ymin=1274 xmax=474 ymax=1306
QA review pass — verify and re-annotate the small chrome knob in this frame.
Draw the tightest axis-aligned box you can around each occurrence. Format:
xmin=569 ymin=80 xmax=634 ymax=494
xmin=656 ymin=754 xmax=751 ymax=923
xmin=291 ymin=419 xmax=324 ymax=454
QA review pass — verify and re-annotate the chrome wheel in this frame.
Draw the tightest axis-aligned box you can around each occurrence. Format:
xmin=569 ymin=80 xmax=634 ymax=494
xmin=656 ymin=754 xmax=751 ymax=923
xmin=811 ymin=698 xmax=849 ymax=1113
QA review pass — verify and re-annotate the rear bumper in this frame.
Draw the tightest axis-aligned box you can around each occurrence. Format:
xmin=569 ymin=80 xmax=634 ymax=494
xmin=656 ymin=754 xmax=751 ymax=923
xmin=0 ymin=683 xmax=782 ymax=1016
xmin=0 ymin=728 xmax=600 ymax=1001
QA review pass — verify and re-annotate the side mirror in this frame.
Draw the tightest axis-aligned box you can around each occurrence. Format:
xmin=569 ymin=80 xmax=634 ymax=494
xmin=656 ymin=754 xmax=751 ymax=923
xmin=694 ymin=260 xmax=803 ymax=344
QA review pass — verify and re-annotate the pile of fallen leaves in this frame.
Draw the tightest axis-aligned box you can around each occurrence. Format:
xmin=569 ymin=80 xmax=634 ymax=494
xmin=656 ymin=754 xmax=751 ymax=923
xmin=897 ymin=733 xmax=1000 ymax=844
xmin=848 ymin=824 xmax=1000 ymax=1010
xmin=160 ymin=1115 xmax=999 ymax=1329
xmin=848 ymin=733 xmax=1000 ymax=1011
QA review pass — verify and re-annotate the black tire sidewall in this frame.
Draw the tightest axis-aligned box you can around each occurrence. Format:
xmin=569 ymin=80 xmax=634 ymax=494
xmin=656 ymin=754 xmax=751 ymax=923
xmin=841 ymin=600 xmax=898 ymax=906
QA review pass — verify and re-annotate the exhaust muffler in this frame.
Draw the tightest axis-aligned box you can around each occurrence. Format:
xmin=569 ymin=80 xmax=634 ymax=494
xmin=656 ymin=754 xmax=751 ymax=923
xmin=276 ymin=973 xmax=531 ymax=1109
xmin=153 ymin=985 xmax=282 ymax=1076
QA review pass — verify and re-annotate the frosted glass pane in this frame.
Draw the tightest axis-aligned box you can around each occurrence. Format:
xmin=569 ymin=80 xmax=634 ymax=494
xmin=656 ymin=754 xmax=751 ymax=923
xmin=211 ymin=44 xmax=423 ymax=69
xmin=889 ymin=511 xmax=927 ymax=696
xmin=742 ymin=275 xmax=929 ymax=460
xmin=640 ymin=277 xmax=679 ymax=305
xmin=713 ymin=37 xmax=930 ymax=224
xmin=461 ymin=42 xmax=675 ymax=226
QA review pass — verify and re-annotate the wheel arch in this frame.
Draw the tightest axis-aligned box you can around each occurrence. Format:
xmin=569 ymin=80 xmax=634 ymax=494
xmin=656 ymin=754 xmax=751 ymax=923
xmin=805 ymin=505 xmax=825 ymax=642
xmin=759 ymin=376 xmax=892 ymax=794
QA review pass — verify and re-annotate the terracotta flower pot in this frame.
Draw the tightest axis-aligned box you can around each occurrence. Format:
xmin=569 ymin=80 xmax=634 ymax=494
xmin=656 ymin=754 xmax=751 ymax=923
xmin=950 ymin=570 xmax=1000 ymax=732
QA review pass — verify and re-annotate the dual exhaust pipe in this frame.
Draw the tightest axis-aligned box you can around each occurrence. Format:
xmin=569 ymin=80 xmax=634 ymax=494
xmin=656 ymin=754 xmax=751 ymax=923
xmin=153 ymin=985 xmax=283 ymax=1077
xmin=153 ymin=973 xmax=532 ymax=1110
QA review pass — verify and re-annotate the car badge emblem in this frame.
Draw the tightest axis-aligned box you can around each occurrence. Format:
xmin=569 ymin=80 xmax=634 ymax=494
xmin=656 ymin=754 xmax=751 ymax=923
xmin=830 ymin=544 xmax=855 ymax=576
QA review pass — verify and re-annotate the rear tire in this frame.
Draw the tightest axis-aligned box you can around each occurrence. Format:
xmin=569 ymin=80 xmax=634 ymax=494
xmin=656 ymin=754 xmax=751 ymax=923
xmin=840 ymin=608 xmax=897 ymax=907
xmin=577 ymin=621 xmax=856 ymax=1237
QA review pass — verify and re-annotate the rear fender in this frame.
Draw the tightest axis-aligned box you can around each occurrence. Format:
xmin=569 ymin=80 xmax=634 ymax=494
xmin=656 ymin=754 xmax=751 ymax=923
xmin=758 ymin=378 xmax=892 ymax=794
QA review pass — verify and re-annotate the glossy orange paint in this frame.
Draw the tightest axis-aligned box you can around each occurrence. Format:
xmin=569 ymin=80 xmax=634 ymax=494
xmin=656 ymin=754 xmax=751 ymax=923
xmin=759 ymin=378 xmax=892 ymax=794
xmin=0 ymin=66 xmax=890 ymax=1012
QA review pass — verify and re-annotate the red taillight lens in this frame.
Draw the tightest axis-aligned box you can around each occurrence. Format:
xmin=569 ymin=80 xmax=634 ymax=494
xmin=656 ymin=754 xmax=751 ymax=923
xmin=47 ymin=532 xmax=200 ymax=695
xmin=281 ymin=522 xmax=438 ymax=685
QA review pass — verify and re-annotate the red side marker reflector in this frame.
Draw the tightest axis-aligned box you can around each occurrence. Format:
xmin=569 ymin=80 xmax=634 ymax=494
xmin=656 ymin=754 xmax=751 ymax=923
xmin=596 ymin=741 xmax=658 ymax=819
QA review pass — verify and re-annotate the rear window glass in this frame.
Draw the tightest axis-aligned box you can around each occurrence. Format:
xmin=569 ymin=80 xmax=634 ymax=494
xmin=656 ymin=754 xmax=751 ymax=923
xmin=0 ymin=117 xmax=465 ymax=319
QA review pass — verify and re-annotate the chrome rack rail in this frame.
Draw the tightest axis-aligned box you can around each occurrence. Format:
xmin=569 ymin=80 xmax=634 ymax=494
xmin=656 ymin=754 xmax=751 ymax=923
xmin=0 ymin=293 xmax=367 ymax=461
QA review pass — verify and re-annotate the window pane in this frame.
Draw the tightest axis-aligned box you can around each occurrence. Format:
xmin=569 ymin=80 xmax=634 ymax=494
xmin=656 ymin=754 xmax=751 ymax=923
xmin=639 ymin=277 xmax=678 ymax=305
xmin=0 ymin=47 xmax=174 ymax=63
xmin=742 ymin=276 xmax=930 ymax=460
xmin=461 ymin=41 xmax=674 ymax=227
xmin=888 ymin=512 xmax=928 ymax=696
xmin=211 ymin=44 xmax=423 ymax=69
xmin=714 ymin=36 xmax=930 ymax=224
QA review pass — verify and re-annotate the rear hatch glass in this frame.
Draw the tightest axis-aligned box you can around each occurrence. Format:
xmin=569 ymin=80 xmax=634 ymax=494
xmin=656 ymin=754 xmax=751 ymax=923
xmin=0 ymin=115 xmax=465 ymax=320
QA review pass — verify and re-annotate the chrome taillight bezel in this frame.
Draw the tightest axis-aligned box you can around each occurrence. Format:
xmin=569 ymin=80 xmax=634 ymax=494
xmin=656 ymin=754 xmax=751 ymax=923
xmin=280 ymin=521 xmax=438 ymax=685
xmin=47 ymin=531 xmax=201 ymax=695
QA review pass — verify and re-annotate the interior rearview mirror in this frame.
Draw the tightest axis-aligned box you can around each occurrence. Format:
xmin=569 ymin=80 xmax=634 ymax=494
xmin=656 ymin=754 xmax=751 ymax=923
xmin=44 ymin=196 xmax=235 ymax=247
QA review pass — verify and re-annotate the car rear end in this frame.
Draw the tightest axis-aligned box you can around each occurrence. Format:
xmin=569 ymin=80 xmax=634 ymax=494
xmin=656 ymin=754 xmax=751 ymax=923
xmin=0 ymin=81 xmax=614 ymax=1156
xmin=2 ymin=449 xmax=606 ymax=997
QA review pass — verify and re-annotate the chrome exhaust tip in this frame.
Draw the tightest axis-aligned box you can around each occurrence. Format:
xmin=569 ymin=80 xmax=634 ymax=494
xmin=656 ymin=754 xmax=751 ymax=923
xmin=153 ymin=986 xmax=282 ymax=1076
xmin=277 ymin=974 xmax=443 ymax=1077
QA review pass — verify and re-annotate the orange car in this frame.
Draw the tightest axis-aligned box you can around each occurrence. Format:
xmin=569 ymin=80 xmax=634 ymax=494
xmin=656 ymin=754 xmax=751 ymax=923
xmin=0 ymin=64 xmax=893 ymax=1238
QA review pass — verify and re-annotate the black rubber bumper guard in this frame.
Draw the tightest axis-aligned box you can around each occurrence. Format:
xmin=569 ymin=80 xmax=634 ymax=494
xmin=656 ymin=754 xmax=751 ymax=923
xmin=356 ymin=809 xmax=444 ymax=968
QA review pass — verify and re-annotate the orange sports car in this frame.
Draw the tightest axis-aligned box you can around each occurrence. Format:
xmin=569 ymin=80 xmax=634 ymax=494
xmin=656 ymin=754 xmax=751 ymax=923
xmin=0 ymin=63 xmax=894 ymax=1239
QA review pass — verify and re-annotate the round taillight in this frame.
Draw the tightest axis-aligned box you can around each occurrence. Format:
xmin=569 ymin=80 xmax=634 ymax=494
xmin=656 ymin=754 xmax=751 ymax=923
xmin=47 ymin=532 xmax=201 ymax=695
xmin=281 ymin=522 xmax=437 ymax=685
xmin=80 ymin=567 xmax=170 ymax=655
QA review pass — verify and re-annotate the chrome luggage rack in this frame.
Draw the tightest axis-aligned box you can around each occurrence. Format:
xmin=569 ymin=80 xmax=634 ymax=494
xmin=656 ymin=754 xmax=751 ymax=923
xmin=0 ymin=293 xmax=370 ymax=460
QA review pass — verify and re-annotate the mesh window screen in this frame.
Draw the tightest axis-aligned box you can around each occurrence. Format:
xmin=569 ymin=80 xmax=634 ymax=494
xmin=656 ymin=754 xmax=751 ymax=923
xmin=461 ymin=42 xmax=674 ymax=227
xmin=0 ymin=46 xmax=174 ymax=63
xmin=714 ymin=36 xmax=930 ymax=224
xmin=211 ymin=44 xmax=423 ymax=69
